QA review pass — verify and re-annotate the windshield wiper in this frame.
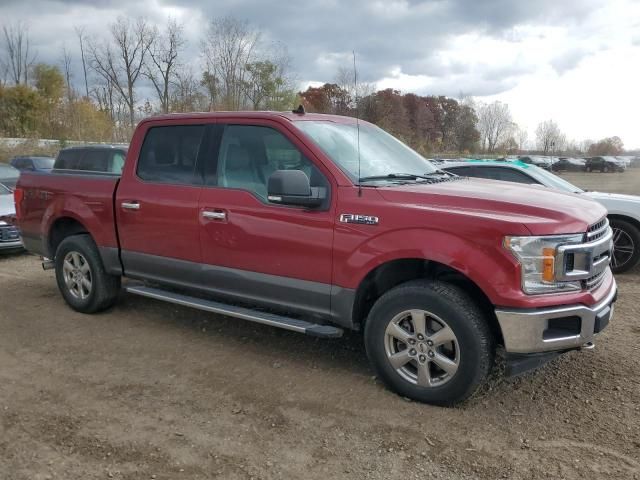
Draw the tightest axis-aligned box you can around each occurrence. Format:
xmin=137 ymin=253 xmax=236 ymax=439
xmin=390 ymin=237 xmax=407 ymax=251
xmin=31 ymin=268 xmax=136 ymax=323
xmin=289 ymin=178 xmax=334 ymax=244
xmin=359 ymin=173 xmax=436 ymax=182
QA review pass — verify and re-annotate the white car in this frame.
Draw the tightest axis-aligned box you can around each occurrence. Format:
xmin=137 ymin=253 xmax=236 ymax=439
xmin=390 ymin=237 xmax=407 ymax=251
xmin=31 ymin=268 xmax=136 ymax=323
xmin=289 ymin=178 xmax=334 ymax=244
xmin=0 ymin=183 xmax=22 ymax=251
xmin=441 ymin=160 xmax=640 ymax=273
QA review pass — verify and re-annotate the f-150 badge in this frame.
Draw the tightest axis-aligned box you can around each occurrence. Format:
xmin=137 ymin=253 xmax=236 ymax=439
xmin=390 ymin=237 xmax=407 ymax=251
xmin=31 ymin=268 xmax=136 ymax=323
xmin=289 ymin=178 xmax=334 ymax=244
xmin=339 ymin=214 xmax=379 ymax=225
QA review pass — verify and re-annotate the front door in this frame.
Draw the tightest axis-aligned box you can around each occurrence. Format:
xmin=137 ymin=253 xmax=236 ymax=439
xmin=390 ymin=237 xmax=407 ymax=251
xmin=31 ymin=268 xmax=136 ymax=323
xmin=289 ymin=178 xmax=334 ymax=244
xmin=197 ymin=121 xmax=336 ymax=317
xmin=115 ymin=122 xmax=208 ymax=288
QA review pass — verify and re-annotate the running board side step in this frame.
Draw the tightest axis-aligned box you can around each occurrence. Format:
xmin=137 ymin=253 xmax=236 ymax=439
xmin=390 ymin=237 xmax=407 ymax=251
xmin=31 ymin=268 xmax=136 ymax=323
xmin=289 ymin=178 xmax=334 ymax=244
xmin=125 ymin=285 xmax=343 ymax=338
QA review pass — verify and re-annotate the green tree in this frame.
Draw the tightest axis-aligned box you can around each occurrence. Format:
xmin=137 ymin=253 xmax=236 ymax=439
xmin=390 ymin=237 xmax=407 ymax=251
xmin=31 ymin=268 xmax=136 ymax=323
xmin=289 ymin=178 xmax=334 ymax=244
xmin=32 ymin=63 xmax=66 ymax=137
xmin=0 ymin=83 xmax=42 ymax=136
xmin=243 ymin=60 xmax=296 ymax=110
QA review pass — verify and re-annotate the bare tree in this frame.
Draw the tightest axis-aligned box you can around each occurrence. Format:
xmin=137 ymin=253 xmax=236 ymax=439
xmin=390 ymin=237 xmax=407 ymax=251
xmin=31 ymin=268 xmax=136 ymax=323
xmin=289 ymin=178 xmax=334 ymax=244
xmin=202 ymin=16 xmax=260 ymax=110
xmin=144 ymin=18 xmax=184 ymax=113
xmin=2 ymin=21 xmax=37 ymax=85
xmin=75 ymin=26 xmax=90 ymax=98
xmin=535 ymin=119 xmax=564 ymax=154
xmin=476 ymin=101 xmax=513 ymax=152
xmin=515 ymin=125 xmax=528 ymax=152
xmin=171 ymin=68 xmax=208 ymax=112
xmin=89 ymin=16 xmax=155 ymax=130
xmin=61 ymin=46 xmax=74 ymax=102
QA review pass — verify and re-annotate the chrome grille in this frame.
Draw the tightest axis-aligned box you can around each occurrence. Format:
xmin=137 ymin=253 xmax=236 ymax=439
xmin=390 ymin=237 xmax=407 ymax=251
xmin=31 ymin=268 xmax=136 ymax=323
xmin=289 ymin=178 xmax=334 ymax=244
xmin=0 ymin=224 xmax=20 ymax=243
xmin=584 ymin=270 xmax=607 ymax=290
xmin=586 ymin=218 xmax=609 ymax=242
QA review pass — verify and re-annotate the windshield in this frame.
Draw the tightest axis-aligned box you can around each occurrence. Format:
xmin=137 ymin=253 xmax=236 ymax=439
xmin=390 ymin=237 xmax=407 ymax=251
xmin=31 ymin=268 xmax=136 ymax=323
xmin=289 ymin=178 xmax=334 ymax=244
xmin=33 ymin=157 xmax=55 ymax=169
xmin=528 ymin=164 xmax=584 ymax=193
xmin=296 ymin=121 xmax=437 ymax=181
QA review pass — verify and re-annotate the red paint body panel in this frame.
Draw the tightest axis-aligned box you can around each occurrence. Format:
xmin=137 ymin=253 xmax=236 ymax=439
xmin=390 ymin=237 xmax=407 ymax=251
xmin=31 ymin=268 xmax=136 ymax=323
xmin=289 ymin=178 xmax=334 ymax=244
xmin=16 ymin=111 xmax=615 ymax=318
xmin=17 ymin=171 xmax=119 ymax=256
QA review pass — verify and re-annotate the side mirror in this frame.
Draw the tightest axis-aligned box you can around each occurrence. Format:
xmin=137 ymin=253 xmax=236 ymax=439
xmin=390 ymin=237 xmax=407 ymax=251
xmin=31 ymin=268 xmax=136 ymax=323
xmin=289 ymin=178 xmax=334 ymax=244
xmin=267 ymin=169 xmax=325 ymax=208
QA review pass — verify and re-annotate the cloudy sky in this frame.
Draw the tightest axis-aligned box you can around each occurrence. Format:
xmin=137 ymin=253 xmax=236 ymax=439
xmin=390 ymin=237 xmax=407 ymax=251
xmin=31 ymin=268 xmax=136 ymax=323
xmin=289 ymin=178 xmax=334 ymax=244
xmin=2 ymin=0 xmax=640 ymax=148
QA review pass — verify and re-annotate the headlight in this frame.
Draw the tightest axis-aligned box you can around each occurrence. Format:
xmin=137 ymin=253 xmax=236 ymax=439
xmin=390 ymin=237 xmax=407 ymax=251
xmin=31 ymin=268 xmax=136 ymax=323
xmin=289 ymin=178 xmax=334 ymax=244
xmin=504 ymin=234 xmax=584 ymax=294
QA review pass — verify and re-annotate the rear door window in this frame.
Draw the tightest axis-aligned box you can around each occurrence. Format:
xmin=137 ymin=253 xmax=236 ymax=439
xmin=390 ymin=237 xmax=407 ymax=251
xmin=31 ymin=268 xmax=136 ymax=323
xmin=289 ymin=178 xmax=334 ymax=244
xmin=137 ymin=125 xmax=205 ymax=185
xmin=54 ymin=150 xmax=83 ymax=170
xmin=79 ymin=150 xmax=111 ymax=172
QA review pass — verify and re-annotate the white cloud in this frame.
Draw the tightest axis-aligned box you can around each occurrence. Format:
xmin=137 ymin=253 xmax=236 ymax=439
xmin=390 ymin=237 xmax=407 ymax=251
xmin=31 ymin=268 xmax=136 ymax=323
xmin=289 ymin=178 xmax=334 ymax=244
xmin=1 ymin=0 xmax=639 ymax=147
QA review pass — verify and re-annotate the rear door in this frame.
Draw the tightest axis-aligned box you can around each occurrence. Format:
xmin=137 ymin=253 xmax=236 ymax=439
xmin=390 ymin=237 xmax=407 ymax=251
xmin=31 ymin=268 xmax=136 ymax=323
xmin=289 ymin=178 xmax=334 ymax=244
xmin=115 ymin=121 xmax=209 ymax=287
xmin=197 ymin=120 xmax=336 ymax=317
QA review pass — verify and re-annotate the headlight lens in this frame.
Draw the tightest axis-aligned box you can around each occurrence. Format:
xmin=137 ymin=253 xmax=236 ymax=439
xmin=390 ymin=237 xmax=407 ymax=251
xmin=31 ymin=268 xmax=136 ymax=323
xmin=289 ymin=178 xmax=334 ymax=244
xmin=505 ymin=234 xmax=584 ymax=294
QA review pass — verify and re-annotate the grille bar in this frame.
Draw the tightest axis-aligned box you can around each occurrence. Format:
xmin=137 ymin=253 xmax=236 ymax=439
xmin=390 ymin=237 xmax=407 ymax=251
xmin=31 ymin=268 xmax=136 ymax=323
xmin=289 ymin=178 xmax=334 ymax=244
xmin=586 ymin=218 xmax=609 ymax=242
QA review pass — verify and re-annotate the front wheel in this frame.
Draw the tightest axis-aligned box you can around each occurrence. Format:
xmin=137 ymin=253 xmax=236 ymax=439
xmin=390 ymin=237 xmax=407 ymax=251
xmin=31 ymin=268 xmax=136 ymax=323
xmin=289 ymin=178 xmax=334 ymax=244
xmin=55 ymin=234 xmax=121 ymax=313
xmin=610 ymin=219 xmax=640 ymax=273
xmin=364 ymin=280 xmax=494 ymax=406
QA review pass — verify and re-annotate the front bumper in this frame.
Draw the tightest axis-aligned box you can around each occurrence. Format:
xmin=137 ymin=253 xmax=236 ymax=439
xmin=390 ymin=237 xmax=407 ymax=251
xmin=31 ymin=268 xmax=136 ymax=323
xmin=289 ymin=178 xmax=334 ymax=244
xmin=0 ymin=238 xmax=23 ymax=250
xmin=495 ymin=279 xmax=617 ymax=354
xmin=0 ymin=223 xmax=23 ymax=251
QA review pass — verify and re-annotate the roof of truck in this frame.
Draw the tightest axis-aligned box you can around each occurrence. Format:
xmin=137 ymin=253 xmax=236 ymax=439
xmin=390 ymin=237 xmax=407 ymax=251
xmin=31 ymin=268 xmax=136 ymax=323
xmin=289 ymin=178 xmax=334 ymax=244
xmin=141 ymin=110 xmax=362 ymax=124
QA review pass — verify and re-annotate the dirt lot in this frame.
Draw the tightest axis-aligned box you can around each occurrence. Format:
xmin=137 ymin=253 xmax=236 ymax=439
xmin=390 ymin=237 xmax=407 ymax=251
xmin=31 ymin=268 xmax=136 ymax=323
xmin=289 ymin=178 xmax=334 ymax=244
xmin=1 ymin=171 xmax=639 ymax=480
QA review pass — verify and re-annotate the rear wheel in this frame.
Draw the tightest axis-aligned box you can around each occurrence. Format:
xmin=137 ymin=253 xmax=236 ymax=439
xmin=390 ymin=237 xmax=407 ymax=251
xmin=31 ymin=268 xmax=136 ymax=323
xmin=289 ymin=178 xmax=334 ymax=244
xmin=364 ymin=280 xmax=494 ymax=406
xmin=55 ymin=234 xmax=121 ymax=313
xmin=603 ymin=165 xmax=609 ymax=173
xmin=610 ymin=219 xmax=640 ymax=273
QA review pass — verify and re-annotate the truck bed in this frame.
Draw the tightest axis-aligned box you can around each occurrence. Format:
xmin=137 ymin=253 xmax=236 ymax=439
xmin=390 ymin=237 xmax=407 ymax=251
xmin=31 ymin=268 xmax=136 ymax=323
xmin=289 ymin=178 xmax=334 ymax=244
xmin=16 ymin=170 xmax=121 ymax=258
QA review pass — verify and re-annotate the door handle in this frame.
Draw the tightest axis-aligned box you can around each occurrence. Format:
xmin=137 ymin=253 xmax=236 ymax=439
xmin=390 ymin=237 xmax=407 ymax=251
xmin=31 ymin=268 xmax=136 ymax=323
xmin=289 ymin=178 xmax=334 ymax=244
xmin=202 ymin=210 xmax=226 ymax=220
xmin=121 ymin=201 xmax=140 ymax=210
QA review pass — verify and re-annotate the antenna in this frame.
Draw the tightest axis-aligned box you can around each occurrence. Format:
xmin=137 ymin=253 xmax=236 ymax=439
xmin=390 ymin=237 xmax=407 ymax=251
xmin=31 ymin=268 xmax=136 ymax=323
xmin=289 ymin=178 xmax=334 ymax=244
xmin=353 ymin=50 xmax=362 ymax=197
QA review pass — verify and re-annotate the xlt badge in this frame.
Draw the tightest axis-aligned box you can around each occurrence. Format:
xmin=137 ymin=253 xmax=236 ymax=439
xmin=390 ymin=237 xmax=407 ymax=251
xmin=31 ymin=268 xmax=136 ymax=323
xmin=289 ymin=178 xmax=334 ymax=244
xmin=339 ymin=214 xmax=379 ymax=225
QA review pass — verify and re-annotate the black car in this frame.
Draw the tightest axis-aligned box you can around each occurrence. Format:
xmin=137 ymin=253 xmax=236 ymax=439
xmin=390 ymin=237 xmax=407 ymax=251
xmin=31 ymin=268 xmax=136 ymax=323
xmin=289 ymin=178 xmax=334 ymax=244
xmin=54 ymin=145 xmax=128 ymax=174
xmin=10 ymin=156 xmax=55 ymax=172
xmin=551 ymin=158 xmax=586 ymax=172
xmin=585 ymin=156 xmax=625 ymax=173
xmin=518 ymin=156 xmax=553 ymax=170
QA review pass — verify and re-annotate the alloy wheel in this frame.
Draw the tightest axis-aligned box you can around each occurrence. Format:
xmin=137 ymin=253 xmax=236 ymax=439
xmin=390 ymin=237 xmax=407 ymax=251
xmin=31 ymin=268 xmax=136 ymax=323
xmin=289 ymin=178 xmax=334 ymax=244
xmin=62 ymin=251 xmax=93 ymax=300
xmin=611 ymin=227 xmax=635 ymax=270
xmin=384 ymin=309 xmax=460 ymax=387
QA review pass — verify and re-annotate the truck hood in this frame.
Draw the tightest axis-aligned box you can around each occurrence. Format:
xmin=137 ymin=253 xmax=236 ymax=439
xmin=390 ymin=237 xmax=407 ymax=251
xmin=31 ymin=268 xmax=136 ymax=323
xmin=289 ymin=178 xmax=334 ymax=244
xmin=0 ymin=194 xmax=15 ymax=218
xmin=376 ymin=178 xmax=607 ymax=235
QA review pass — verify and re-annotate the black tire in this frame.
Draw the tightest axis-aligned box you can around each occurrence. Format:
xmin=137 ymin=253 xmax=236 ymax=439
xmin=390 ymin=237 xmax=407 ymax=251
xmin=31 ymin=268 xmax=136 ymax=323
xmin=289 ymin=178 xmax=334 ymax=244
xmin=610 ymin=218 xmax=640 ymax=274
xmin=364 ymin=280 xmax=494 ymax=406
xmin=54 ymin=234 xmax=121 ymax=313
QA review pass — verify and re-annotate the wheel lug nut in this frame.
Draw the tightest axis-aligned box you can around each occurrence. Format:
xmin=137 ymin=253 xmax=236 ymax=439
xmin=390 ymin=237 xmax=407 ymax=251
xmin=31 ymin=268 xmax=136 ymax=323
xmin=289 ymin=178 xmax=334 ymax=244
xmin=419 ymin=355 xmax=426 ymax=362
xmin=428 ymin=351 xmax=435 ymax=358
xmin=417 ymin=334 xmax=424 ymax=340
xmin=426 ymin=340 xmax=433 ymax=346
xmin=408 ymin=339 xmax=416 ymax=345
xmin=409 ymin=349 xmax=416 ymax=356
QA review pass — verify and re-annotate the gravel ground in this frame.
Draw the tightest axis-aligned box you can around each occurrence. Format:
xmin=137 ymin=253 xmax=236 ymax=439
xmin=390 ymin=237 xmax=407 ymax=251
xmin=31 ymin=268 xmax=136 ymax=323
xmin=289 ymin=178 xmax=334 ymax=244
xmin=1 ymin=171 xmax=639 ymax=480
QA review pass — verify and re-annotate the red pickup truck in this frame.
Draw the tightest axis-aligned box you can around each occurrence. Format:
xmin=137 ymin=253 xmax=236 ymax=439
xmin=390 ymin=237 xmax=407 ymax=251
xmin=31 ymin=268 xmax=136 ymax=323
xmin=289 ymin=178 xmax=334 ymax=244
xmin=15 ymin=111 xmax=617 ymax=405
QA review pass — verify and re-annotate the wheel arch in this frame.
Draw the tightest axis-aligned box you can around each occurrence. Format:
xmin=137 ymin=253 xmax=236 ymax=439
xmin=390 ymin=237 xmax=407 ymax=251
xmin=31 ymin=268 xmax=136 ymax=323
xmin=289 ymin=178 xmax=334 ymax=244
xmin=607 ymin=213 xmax=640 ymax=233
xmin=47 ymin=216 xmax=91 ymax=258
xmin=351 ymin=257 xmax=503 ymax=346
